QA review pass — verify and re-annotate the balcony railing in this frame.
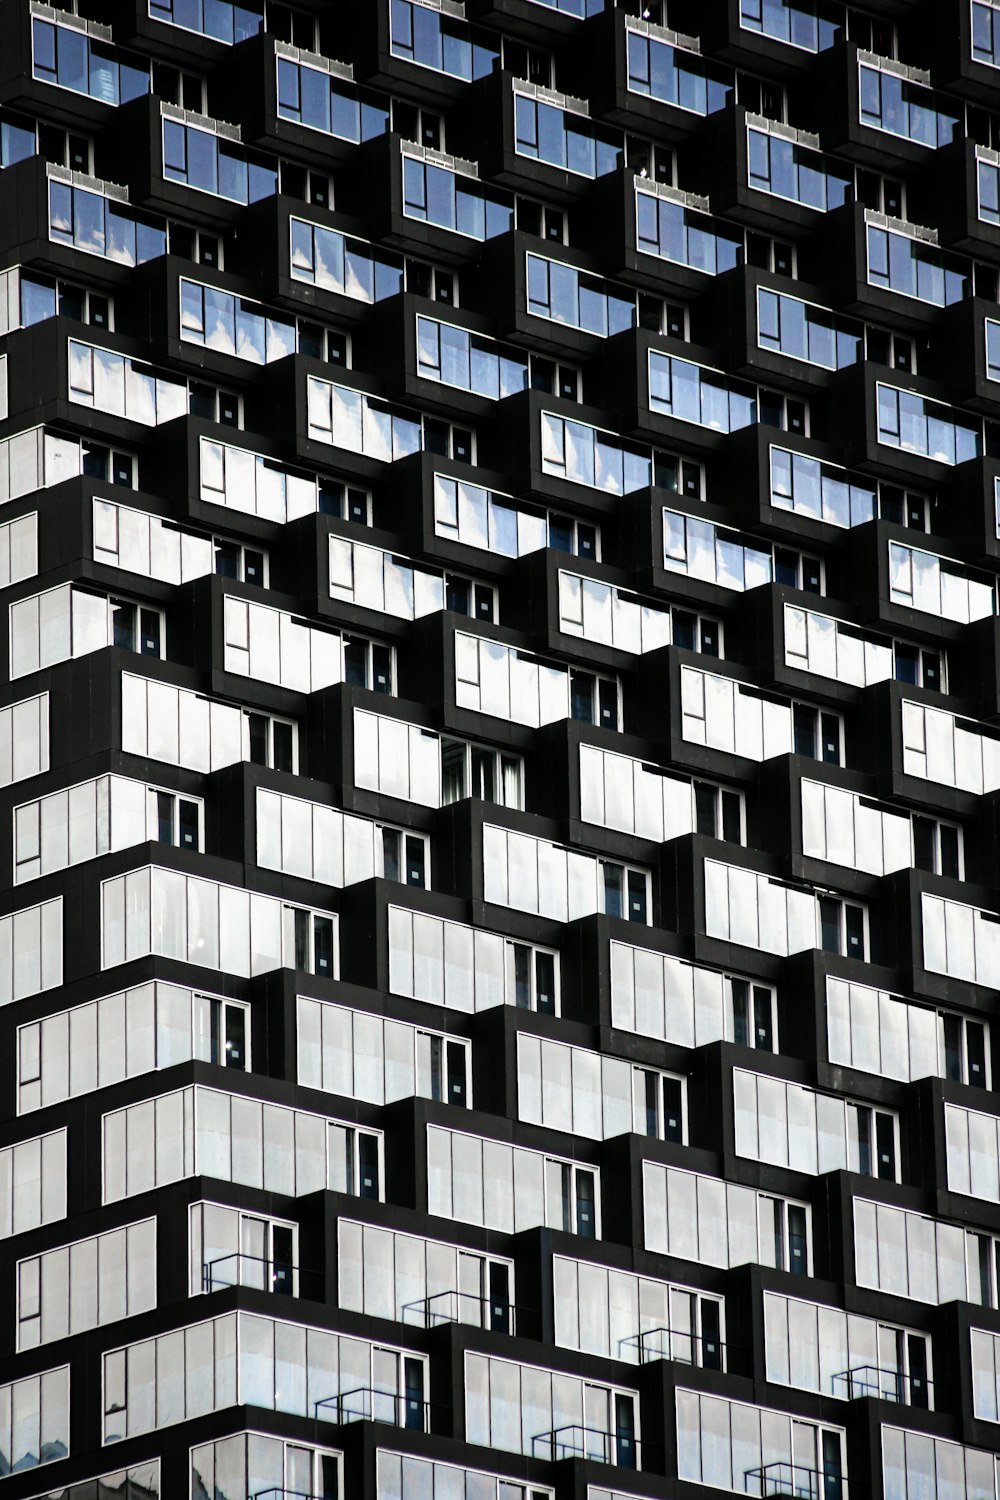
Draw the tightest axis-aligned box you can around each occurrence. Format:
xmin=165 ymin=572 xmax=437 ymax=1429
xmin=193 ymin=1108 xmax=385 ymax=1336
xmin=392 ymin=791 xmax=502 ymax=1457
xmin=531 ymin=1424 xmax=639 ymax=1468
xmin=314 ymin=1387 xmax=429 ymax=1431
xmin=252 ymin=1490 xmax=335 ymax=1499
xmin=203 ymin=1251 xmax=322 ymax=1299
xmin=832 ymin=1363 xmax=930 ymax=1407
xmin=620 ymin=1324 xmax=724 ymax=1368
xmin=745 ymin=1461 xmax=846 ymax=1499
xmin=401 ymin=1288 xmax=516 ymax=1334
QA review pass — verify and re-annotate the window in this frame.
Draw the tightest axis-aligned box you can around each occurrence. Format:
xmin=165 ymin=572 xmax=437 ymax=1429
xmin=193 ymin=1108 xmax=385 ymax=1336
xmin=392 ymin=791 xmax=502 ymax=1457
xmin=427 ymin=1124 xmax=599 ymax=1236
xmin=390 ymin=0 xmax=497 ymax=80
xmin=902 ymin=699 xmax=1000 ymax=794
xmin=513 ymin=92 xmax=619 ymax=179
xmin=191 ymin=1435 xmax=339 ymax=1500
xmin=93 ymin=500 xmax=212 ymax=583
xmin=945 ymin=1101 xmax=1000 ymax=1203
xmin=611 ymin=941 xmax=775 ymax=1051
xmin=214 ymin=537 xmax=266 ymax=587
xmin=102 ymin=1084 xmax=382 ymax=1204
xmin=889 ymin=541 xmax=994 ymax=624
xmin=827 ymin=976 xmax=988 ymax=1088
xmin=635 ymin=185 xmax=742 ymax=275
xmin=340 ymin=1218 xmax=514 ymax=1335
xmin=516 ymin=195 xmax=568 ymax=244
xmin=801 ymin=779 xmax=911 ymax=878
xmin=649 ymin=353 xmax=757 ymax=433
xmin=149 ymin=0 xmax=261 ymax=41
xmin=876 ymin=382 xmax=981 ymax=465
xmin=858 ymin=60 xmax=958 ymax=147
xmin=625 ymin=28 xmax=731 ymax=114
xmin=483 ymin=825 xmax=650 ymax=924
xmin=121 ymin=674 xmax=296 ymax=775
xmin=734 ymin=1067 xmax=898 ymax=1178
xmin=9 ymin=267 xmax=111 ymax=330
xmin=681 ymin=665 xmax=843 ymax=766
xmin=1 ymin=109 xmax=37 ymax=168
xmin=912 ymin=814 xmax=963 ymax=877
xmin=14 ymin=775 xmax=203 ymax=884
xmin=0 ymin=1129 xmax=66 ymax=1237
xmin=275 ymin=60 xmax=388 ymax=143
xmin=554 ymin=1254 xmax=723 ymax=1370
xmin=740 ymin=0 xmax=839 ymax=50
xmin=580 ymin=743 xmax=744 ymax=844
xmin=200 ymin=437 xmax=368 ymax=523
xmin=162 ymin=115 xmax=276 ymax=204
xmin=922 ymin=891 xmax=1000 ymax=988
xmin=192 ymin=1202 xmax=298 ymax=1297
xmin=17 ymin=1218 xmax=155 ymax=1350
xmin=541 ymin=411 xmax=655 ymax=495
xmin=455 ymin=632 xmax=621 ymax=732
xmin=793 ymin=703 xmax=851 ymax=763
xmin=0 ymin=896 xmax=62 ymax=1006
xmin=558 ymin=571 xmax=674 ymax=654
xmin=517 ymin=1033 xmax=685 ymax=1142
xmin=663 ymin=509 xmax=772 ymax=592
xmin=104 ymin=1312 xmax=422 ymax=1441
xmin=526 ymin=252 xmax=634 ymax=337
xmin=770 ymin=446 xmax=876 ymax=528
xmin=416 ymin=316 xmax=527 ymax=400
xmin=257 ymin=787 xmax=429 ymax=889
xmin=376 ymin=1452 xmax=551 ymax=1500
xmin=402 ymin=150 xmax=513 ymax=240
xmin=763 ymin=1289 xmax=930 ymax=1406
xmin=32 ymin=18 xmax=149 ymax=105
xmin=309 ymin=376 xmax=474 ymax=463
xmin=388 ymin=906 xmax=559 ymax=1016
xmin=0 ymin=1367 xmax=69 ymax=1478
xmin=758 ymin=288 xmax=861 ymax=369
xmin=433 ymin=474 xmax=599 ymax=561
xmin=291 ymin=216 xmax=402 ymax=302
xmin=644 ymin=1161 xmax=810 ymax=1272
xmin=817 ymin=892 xmax=867 ymax=959
xmin=101 ymin=866 xmax=337 ymax=979
xmin=747 ymin=124 xmax=851 ymax=210
xmin=784 ymin=603 xmax=894 ymax=687
xmin=706 ymin=858 xmax=863 ymax=958
xmin=181 ymin=277 xmax=346 ymax=367
xmin=225 ymin=596 xmax=393 ymax=693
xmin=331 ymin=537 xmax=495 ymax=623
xmin=867 ymin=222 xmax=967 ymax=307
xmin=298 ymin=996 xmax=471 ymax=1108
xmin=465 ymin=1352 xmax=639 ymax=1466
xmin=676 ymin=1390 xmax=845 ymax=1496
xmin=893 ymin=640 xmax=945 ymax=691
xmin=441 ymin=737 xmax=523 ymax=809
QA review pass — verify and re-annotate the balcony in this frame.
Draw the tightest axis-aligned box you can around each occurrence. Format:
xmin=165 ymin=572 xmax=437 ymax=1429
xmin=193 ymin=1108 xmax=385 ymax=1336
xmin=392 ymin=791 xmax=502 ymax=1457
xmin=402 ymin=1287 xmax=516 ymax=1334
xmin=832 ymin=1362 xmax=930 ymax=1406
xmin=202 ymin=1250 xmax=323 ymax=1300
xmin=621 ymin=1323 xmax=724 ymax=1368
xmin=745 ymin=1462 xmax=847 ymax=1498
xmin=314 ymin=1387 xmax=430 ymax=1431
xmin=532 ymin=1423 xmax=639 ymax=1467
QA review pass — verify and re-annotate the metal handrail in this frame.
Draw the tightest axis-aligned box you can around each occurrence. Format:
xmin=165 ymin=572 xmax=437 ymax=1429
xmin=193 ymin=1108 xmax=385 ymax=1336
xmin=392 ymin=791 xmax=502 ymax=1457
xmin=831 ymin=1362 xmax=931 ymax=1404
xmin=531 ymin=1423 xmax=640 ymax=1467
xmin=620 ymin=1324 xmax=724 ymax=1367
xmin=252 ymin=1491 xmax=330 ymax=1499
xmin=202 ymin=1251 xmax=298 ymax=1295
xmin=745 ymin=1461 xmax=847 ymax=1498
xmin=401 ymin=1288 xmax=517 ymax=1333
xmin=313 ymin=1387 xmax=429 ymax=1430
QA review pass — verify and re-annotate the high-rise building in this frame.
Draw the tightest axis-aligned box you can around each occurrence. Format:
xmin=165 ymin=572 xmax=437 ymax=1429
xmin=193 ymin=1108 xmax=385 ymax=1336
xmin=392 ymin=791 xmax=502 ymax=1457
xmin=3 ymin=0 xmax=1000 ymax=1495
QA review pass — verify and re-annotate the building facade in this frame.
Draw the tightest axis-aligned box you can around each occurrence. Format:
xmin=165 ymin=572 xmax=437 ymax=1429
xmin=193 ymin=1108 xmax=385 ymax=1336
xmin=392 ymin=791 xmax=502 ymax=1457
xmin=2 ymin=0 xmax=1000 ymax=1495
